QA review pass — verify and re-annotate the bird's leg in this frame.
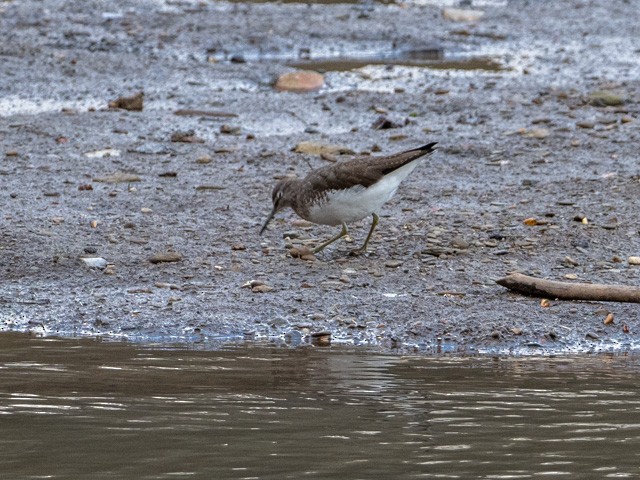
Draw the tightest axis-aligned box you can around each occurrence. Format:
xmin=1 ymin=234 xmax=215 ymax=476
xmin=312 ymin=222 xmax=348 ymax=254
xmin=351 ymin=213 xmax=379 ymax=255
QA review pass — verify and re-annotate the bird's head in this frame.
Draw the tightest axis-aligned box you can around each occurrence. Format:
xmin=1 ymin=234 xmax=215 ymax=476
xmin=259 ymin=177 xmax=297 ymax=235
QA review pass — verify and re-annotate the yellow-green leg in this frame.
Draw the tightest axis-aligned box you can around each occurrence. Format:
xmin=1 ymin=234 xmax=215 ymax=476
xmin=351 ymin=213 xmax=379 ymax=255
xmin=312 ymin=222 xmax=348 ymax=254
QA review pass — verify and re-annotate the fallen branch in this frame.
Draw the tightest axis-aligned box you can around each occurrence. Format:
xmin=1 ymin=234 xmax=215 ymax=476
xmin=496 ymin=273 xmax=640 ymax=303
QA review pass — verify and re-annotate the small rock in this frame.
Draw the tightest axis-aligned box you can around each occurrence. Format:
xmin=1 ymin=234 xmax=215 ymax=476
xmin=231 ymin=243 xmax=246 ymax=251
xmin=585 ymin=331 xmax=599 ymax=340
xmin=103 ymin=264 xmax=116 ymax=275
xmin=526 ymin=128 xmax=550 ymax=139
xmin=628 ymin=256 xmax=640 ymax=265
xmin=576 ymin=121 xmax=595 ymax=129
xmin=372 ymin=115 xmax=403 ymax=130
xmin=385 ymin=260 xmax=403 ymax=268
xmin=510 ymin=327 xmax=523 ymax=335
xmin=604 ymin=313 xmax=614 ymax=325
xmin=450 ymin=236 xmax=470 ymax=249
xmin=93 ymin=173 xmax=141 ymax=183
xmin=540 ymin=298 xmax=551 ymax=308
xmin=85 ymin=148 xmax=121 ymax=159
xmin=564 ymin=256 xmax=580 ymax=266
xmin=84 ymin=246 xmax=98 ymax=254
xmin=284 ymin=330 xmax=303 ymax=345
xmin=170 ymin=130 xmax=205 ymax=143
xmin=589 ymin=90 xmax=624 ymax=107
xmin=288 ymin=246 xmax=308 ymax=257
xmin=81 ymin=257 xmax=108 ymax=269
xmin=140 ymin=207 xmax=152 ymax=214
xmin=108 ymin=92 xmax=144 ymax=111
xmin=442 ymin=8 xmax=485 ymax=22
xmin=597 ymin=116 xmax=617 ymax=125
xmin=196 ymin=155 xmax=212 ymax=164
xmin=252 ymin=285 xmax=274 ymax=293
xmin=149 ymin=252 xmax=182 ymax=264
xmin=220 ymin=124 xmax=241 ymax=135
xmin=293 ymin=141 xmax=354 ymax=156
xmin=310 ymin=331 xmax=331 ymax=346
xmin=275 ymin=70 xmax=324 ymax=93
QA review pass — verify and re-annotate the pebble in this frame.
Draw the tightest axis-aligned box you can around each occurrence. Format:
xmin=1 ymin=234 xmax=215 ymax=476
xmin=628 ymin=256 xmax=640 ymax=265
xmin=604 ymin=313 xmax=614 ymax=325
xmin=170 ymin=130 xmax=204 ymax=143
xmin=252 ymin=285 xmax=273 ymax=293
xmin=597 ymin=116 xmax=617 ymax=125
xmin=149 ymin=252 xmax=182 ymax=264
xmin=310 ymin=331 xmax=331 ymax=346
xmin=589 ymin=90 xmax=624 ymax=107
xmin=585 ymin=331 xmax=600 ymax=340
xmin=384 ymin=260 xmax=403 ymax=268
xmin=274 ymin=70 xmax=324 ymax=93
xmin=450 ymin=236 xmax=470 ymax=249
xmin=576 ymin=120 xmax=595 ymax=129
xmin=284 ymin=330 xmax=303 ymax=345
xmin=442 ymin=7 xmax=485 ymax=22
xmin=564 ymin=256 xmax=580 ymax=266
xmin=371 ymin=115 xmax=403 ymax=130
xmin=526 ymin=127 xmax=550 ymax=139
xmin=510 ymin=327 xmax=523 ymax=335
xmin=293 ymin=141 xmax=353 ymax=156
xmin=220 ymin=124 xmax=241 ymax=135
xmin=108 ymin=91 xmax=143 ymax=111
xmin=81 ymin=257 xmax=108 ymax=269
xmin=93 ymin=173 xmax=141 ymax=183
xmin=85 ymin=148 xmax=121 ymax=159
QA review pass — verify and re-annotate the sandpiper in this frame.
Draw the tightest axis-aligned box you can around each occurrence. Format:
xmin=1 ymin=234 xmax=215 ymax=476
xmin=260 ymin=142 xmax=437 ymax=254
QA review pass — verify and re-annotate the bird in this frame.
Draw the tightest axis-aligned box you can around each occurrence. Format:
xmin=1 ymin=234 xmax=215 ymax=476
xmin=260 ymin=142 xmax=437 ymax=254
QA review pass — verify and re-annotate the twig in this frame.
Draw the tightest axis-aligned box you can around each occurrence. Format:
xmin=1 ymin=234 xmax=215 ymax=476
xmin=496 ymin=273 xmax=640 ymax=303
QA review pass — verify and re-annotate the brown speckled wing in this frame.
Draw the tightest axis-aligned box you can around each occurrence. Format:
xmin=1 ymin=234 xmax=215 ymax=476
xmin=293 ymin=143 xmax=437 ymax=218
xmin=304 ymin=143 xmax=437 ymax=190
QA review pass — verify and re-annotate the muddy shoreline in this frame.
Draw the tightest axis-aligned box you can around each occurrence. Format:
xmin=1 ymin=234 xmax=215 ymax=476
xmin=1 ymin=0 xmax=639 ymax=354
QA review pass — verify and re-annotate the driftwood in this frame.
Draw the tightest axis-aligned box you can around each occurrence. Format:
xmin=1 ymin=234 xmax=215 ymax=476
xmin=496 ymin=273 xmax=640 ymax=303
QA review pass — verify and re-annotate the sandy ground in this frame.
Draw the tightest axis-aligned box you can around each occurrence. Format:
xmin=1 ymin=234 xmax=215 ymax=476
xmin=1 ymin=0 xmax=639 ymax=354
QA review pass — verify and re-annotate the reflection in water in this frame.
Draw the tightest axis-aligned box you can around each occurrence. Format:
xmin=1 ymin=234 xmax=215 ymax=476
xmin=0 ymin=332 xmax=639 ymax=479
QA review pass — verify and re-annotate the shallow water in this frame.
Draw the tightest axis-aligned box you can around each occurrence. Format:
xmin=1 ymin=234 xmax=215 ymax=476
xmin=1 ymin=333 xmax=639 ymax=479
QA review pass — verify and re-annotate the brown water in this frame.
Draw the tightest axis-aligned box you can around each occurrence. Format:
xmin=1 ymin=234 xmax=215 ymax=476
xmin=1 ymin=332 xmax=639 ymax=479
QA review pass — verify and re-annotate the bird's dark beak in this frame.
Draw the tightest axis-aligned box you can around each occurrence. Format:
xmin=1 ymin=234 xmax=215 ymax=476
xmin=259 ymin=206 xmax=277 ymax=235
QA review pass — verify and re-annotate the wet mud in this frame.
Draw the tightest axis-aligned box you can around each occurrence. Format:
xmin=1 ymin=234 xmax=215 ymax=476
xmin=1 ymin=0 xmax=639 ymax=354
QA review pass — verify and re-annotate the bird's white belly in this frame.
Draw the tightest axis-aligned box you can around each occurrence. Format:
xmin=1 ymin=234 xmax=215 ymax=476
xmin=306 ymin=160 xmax=420 ymax=226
